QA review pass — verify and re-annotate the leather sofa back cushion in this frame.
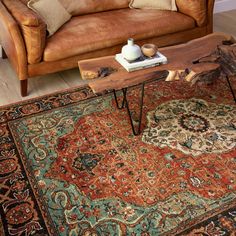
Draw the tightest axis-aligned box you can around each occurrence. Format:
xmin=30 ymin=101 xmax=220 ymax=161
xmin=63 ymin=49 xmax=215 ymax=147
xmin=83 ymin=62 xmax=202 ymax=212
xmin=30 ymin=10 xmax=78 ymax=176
xmin=58 ymin=0 xmax=130 ymax=16
xmin=176 ymin=0 xmax=207 ymax=27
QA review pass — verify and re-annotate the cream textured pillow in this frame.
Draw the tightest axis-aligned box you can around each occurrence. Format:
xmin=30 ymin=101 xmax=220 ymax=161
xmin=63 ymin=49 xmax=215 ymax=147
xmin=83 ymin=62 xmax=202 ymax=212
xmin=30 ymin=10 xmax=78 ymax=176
xmin=129 ymin=0 xmax=177 ymax=11
xmin=28 ymin=0 xmax=71 ymax=36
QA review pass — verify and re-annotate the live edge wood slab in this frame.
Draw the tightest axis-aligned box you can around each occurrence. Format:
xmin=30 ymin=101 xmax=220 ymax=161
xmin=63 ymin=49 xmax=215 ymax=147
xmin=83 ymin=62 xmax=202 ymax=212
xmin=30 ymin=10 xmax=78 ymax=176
xmin=78 ymin=33 xmax=236 ymax=94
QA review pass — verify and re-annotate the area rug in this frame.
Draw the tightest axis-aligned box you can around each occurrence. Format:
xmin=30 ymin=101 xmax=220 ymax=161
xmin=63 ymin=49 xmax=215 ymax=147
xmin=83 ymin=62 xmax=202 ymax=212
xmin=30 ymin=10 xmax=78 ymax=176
xmin=0 ymin=76 xmax=236 ymax=235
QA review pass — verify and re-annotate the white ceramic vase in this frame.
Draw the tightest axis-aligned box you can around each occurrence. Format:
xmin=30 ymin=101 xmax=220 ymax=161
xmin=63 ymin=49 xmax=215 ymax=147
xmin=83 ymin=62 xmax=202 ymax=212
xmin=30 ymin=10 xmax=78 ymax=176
xmin=121 ymin=38 xmax=142 ymax=61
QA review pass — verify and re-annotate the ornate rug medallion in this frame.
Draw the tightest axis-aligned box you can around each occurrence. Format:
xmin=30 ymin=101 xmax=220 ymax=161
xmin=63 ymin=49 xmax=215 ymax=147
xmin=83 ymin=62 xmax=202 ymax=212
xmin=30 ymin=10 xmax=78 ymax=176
xmin=142 ymin=98 xmax=236 ymax=156
xmin=1 ymin=78 xmax=236 ymax=235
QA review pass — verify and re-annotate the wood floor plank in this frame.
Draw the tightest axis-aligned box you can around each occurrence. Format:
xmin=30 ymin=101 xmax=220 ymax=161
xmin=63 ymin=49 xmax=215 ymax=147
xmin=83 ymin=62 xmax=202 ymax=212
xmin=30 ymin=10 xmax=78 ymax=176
xmin=213 ymin=10 xmax=236 ymax=37
xmin=59 ymin=69 xmax=88 ymax=87
xmin=0 ymin=10 xmax=236 ymax=106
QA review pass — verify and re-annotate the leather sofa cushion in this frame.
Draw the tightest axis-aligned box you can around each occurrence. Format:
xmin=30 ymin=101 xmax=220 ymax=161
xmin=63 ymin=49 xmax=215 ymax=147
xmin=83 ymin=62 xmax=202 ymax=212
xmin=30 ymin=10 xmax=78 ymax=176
xmin=44 ymin=8 xmax=195 ymax=62
xmin=58 ymin=0 xmax=130 ymax=16
xmin=176 ymin=0 xmax=207 ymax=27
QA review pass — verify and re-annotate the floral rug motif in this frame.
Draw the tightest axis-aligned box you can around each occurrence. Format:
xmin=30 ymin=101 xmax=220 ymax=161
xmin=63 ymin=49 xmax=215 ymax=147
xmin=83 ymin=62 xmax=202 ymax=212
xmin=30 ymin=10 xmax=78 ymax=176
xmin=142 ymin=98 xmax=236 ymax=156
xmin=0 ymin=77 xmax=236 ymax=236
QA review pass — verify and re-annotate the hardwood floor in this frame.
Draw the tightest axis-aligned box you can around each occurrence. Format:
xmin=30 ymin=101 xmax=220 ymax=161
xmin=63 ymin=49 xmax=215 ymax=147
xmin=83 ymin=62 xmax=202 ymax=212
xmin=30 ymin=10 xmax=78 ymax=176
xmin=0 ymin=61 xmax=87 ymax=106
xmin=0 ymin=10 xmax=236 ymax=106
xmin=213 ymin=9 xmax=236 ymax=38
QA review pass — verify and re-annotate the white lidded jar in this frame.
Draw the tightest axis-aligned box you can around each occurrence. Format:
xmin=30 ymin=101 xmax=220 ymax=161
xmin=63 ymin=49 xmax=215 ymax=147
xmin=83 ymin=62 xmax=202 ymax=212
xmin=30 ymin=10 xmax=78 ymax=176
xmin=121 ymin=38 xmax=142 ymax=61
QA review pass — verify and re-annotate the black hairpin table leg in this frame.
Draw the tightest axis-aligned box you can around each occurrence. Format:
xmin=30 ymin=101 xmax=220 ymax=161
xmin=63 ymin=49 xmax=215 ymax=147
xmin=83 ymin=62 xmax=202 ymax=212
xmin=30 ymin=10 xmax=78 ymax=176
xmin=113 ymin=89 xmax=127 ymax=109
xmin=125 ymin=83 xmax=145 ymax=136
xmin=226 ymin=75 xmax=236 ymax=103
xmin=113 ymin=83 xmax=145 ymax=136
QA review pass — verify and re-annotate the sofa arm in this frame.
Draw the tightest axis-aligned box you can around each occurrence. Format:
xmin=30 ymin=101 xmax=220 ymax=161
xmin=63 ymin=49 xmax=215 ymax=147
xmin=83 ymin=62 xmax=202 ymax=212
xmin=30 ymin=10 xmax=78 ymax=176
xmin=2 ymin=0 xmax=41 ymax=26
xmin=0 ymin=1 xmax=27 ymax=81
xmin=2 ymin=0 xmax=47 ymax=64
xmin=176 ymin=0 xmax=215 ymax=29
xmin=206 ymin=0 xmax=215 ymax=33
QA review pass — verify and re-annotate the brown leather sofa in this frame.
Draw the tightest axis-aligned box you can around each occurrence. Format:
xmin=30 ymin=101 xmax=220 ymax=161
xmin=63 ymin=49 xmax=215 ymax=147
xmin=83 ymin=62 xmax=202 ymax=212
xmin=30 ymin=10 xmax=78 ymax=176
xmin=0 ymin=0 xmax=215 ymax=96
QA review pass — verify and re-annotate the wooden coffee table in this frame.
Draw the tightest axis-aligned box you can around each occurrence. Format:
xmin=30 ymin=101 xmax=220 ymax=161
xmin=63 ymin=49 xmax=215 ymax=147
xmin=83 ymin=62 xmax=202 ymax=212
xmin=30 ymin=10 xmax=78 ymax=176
xmin=78 ymin=33 xmax=236 ymax=135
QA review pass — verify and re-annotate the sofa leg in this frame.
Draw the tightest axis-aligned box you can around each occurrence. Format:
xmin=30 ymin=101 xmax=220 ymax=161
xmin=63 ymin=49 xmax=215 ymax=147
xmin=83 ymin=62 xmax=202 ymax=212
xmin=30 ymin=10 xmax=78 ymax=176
xmin=2 ymin=47 xmax=8 ymax=59
xmin=20 ymin=80 xmax=28 ymax=97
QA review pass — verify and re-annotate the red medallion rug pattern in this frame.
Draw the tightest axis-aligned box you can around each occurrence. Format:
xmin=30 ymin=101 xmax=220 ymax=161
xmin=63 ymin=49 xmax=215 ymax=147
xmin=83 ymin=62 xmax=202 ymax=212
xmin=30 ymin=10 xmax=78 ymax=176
xmin=0 ymin=76 xmax=236 ymax=235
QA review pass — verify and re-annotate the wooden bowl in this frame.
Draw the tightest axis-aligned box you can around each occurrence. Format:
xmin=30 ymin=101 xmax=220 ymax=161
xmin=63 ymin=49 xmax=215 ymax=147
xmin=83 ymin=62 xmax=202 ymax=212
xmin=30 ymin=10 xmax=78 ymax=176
xmin=141 ymin=44 xmax=158 ymax=57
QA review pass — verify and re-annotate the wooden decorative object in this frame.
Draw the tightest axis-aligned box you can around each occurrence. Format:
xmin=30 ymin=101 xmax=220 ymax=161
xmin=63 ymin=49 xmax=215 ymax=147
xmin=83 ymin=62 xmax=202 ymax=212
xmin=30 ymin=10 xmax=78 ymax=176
xmin=78 ymin=33 xmax=236 ymax=94
xmin=141 ymin=44 xmax=158 ymax=57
